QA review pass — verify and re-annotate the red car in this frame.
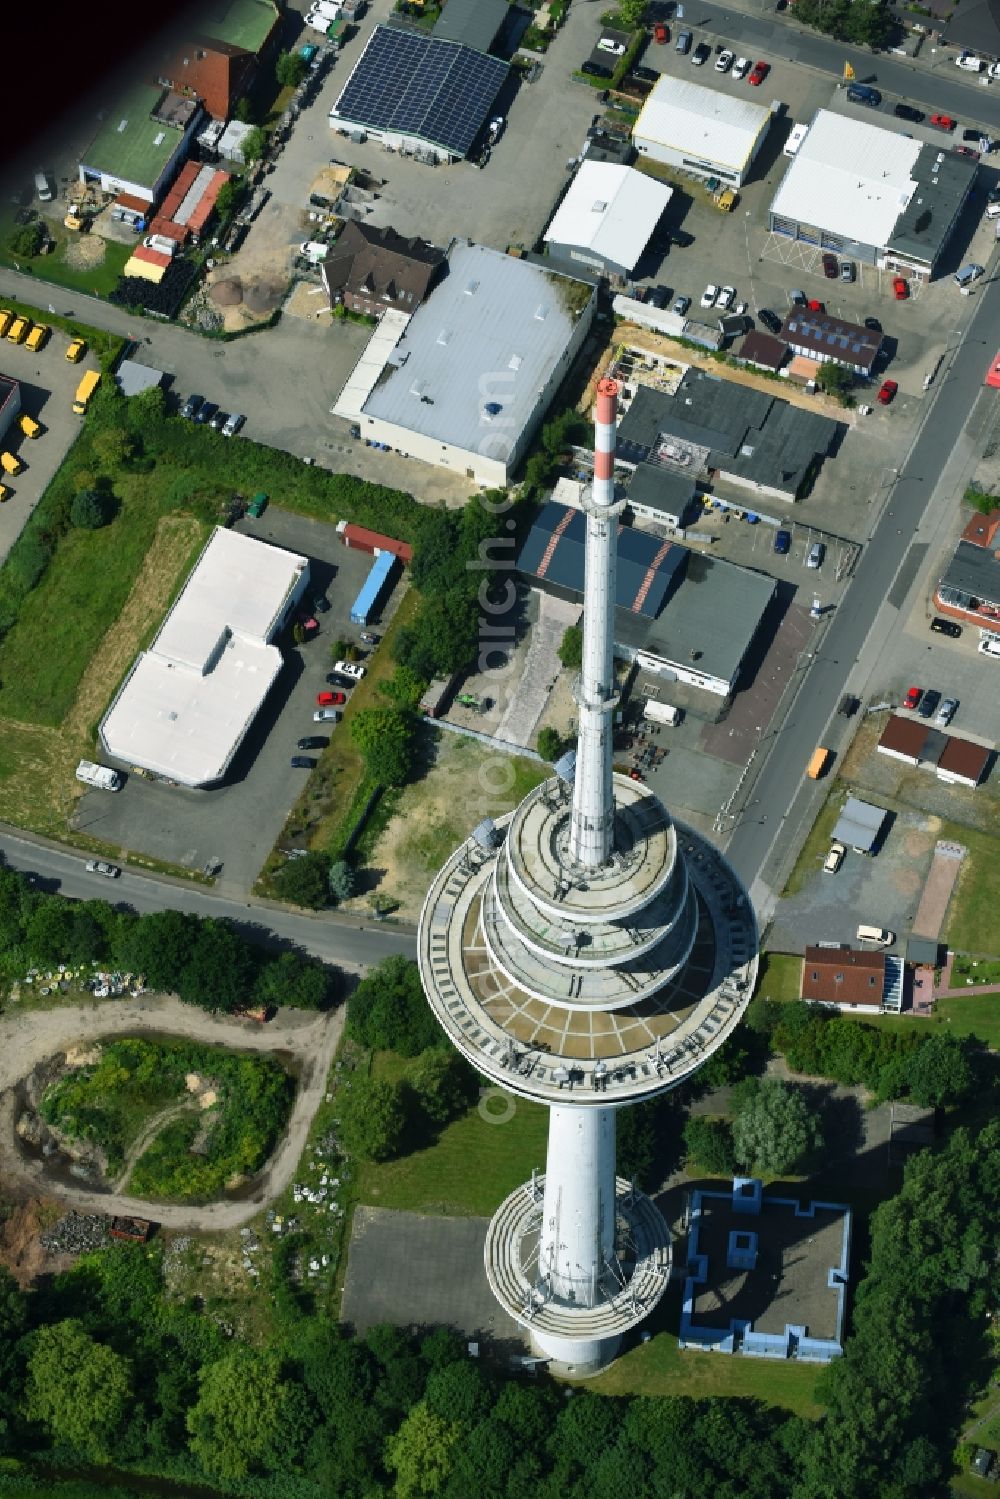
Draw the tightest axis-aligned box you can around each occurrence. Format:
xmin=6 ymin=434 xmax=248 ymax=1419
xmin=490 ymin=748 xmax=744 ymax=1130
xmin=930 ymin=113 xmax=957 ymax=131
xmin=316 ymin=690 xmax=338 ymax=706
xmin=955 ymin=145 xmax=980 ymax=160
xmin=877 ymin=379 xmax=898 ymax=405
xmin=903 ymin=685 xmax=923 ymax=710
xmin=653 ymin=21 xmax=669 ymax=42
xmin=808 ymin=298 xmax=824 ymax=312
xmin=892 ymin=276 xmax=909 ymax=300
xmin=748 ymin=59 xmax=770 ymax=85
xmin=821 ymin=252 xmax=838 ymax=279
xmin=326 ymin=690 xmax=346 ymax=705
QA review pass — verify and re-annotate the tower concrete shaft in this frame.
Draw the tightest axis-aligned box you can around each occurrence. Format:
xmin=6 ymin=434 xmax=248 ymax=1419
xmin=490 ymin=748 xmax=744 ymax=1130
xmin=569 ymin=378 xmax=621 ymax=869
xmin=538 ymin=1106 xmax=616 ymax=1307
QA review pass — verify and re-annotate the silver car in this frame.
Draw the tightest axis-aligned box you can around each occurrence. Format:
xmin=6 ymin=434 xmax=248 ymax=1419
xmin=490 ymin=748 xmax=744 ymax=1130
xmin=934 ymin=696 xmax=958 ymax=727
xmin=85 ymin=859 xmax=121 ymax=878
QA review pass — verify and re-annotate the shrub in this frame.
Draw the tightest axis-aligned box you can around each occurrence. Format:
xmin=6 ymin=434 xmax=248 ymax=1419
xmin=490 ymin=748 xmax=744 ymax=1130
xmin=70 ymin=489 xmax=114 ymax=530
xmin=7 ymin=222 xmax=44 ymax=258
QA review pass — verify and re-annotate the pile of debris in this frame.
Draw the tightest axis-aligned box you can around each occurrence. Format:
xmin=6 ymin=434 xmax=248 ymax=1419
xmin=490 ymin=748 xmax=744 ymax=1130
xmin=40 ymin=1212 xmax=109 ymax=1255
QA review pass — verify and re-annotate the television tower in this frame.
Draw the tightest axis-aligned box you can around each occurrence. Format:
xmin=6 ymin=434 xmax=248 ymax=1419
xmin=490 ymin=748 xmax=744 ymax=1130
xmin=418 ymin=379 xmax=758 ymax=1373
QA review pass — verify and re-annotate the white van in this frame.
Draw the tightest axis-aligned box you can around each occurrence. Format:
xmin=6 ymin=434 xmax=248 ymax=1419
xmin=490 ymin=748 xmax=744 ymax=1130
xmin=954 ymin=263 xmax=984 ymax=289
xmin=978 ymin=631 xmax=1000 ymax=658
xmin=300 ymin=240 xmax=329 ymax=264
xmin=784 ymin=123 xmax=808 ymax=158
xmin=857 ymin=924 xmax=895 ymax=947
xmin=34 ymin=171 xmax=53 ymax=202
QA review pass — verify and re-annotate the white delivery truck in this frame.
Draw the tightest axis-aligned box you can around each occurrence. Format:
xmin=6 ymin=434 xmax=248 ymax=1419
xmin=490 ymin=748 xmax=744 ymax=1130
xmin=76 ymin=760 xmax=123 ymax=792
xmin=644 ymin=700 xmax=682 ymax=726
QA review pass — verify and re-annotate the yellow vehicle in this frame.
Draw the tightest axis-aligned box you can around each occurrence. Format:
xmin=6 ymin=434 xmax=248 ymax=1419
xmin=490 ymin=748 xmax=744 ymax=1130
xmin=19 ymin=414 xmax=41 ymax=439
xmin=807 ymin=746 xmax=831 ymax=780
xmin=0 ymin=483 xmax=9 ymax=502
xmin=64 ymin=208 xmax=85 ymax=231
xmin=25 ymin=323 xmax=49 ymax=352
xmin=715 ymin=188 xmax=738 ymax=212
xmin=73 ymin=369 xmax=101 ymax=414
xmin=1 ymin=452 xmax=24 ymax=477
xmin=0 ymin=310 xmax=13 ymax=339
xmin=7 ymin=315 xmax=30 ymax=344
xmin=65 ymin=336 xmax=87 ymax=363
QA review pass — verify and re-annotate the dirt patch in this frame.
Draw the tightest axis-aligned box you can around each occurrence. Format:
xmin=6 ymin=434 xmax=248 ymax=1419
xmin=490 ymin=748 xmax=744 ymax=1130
xmin=0 ymin=1195 xmax=66 ymax=1286
xmin=62 ymin=234 xmax=107 ymax=272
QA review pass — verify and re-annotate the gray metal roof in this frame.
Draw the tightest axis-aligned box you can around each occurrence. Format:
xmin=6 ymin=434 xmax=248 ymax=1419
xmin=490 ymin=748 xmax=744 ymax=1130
xmin=432 ymin=0 xmax=508 ymax=53
xmin=887 ymin=143 xmax=977 ymax=267
xmin=627 ymin=463 xmax=697 ymax=515
xmin=363 ymin=241 xmax=595 ymax=454
xmin=832 ymin=796 xmax=888 ymax=853
xmin=939 ymin=539 xmax=1000 ymax=610
xmin=115 ymin=359 xmax=165 ymax=397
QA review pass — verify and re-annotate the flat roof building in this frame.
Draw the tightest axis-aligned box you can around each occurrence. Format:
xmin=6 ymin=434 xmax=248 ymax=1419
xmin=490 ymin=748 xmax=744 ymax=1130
xmin=544 ymin=162 xmax=673 ymax=280
xmin=100 ymin=529 xmax=309 ymax=787
xmin=935 ymin=538 xmax=1000 ymax=629
xmin=832 ymin=796 xmax=888 ymax=854
xmin=79 ymin=83 xmax=203 ymax=204
xmin=432 ymin=0 xmax=509 ymax=53
xmin=115 ymin=360 xmax=166 ymax=398
xmin=0 ymin=375 xmax=22 ymax=446
xmin=633 ymin=77 xmax=772 ymax=187
xmin=339 ymin=241 xmax=596 ymax=486
xmin=769 ymin=110 xmax=976 ymax=276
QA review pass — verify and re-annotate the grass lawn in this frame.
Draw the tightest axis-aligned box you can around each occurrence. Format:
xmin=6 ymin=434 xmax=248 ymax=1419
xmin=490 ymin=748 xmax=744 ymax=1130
xmin=952 ymin=956 xmax=1000 ymax=986
xmin=0 ymin=215 xmax=134 ymax=298
xmin=755 ymin=951 xmax=802 ymax=1002
xmin=782 ymin=786 xmax=845 ymax=897
xmin=941 ymin=820 xmax=1000 ymax=956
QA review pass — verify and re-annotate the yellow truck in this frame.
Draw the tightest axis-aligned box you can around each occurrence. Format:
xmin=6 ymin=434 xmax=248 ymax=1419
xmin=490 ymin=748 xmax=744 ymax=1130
xmin=0 ymin=310 xmax=13 ymax=338
xmin=715 ymin=188 xmax=739 ymax=212
xmin=19 ymin=414 xmax=41 ymax=439
xmin=7 ymin=315 xmax=30 ymax=344
xmin=807 ymin=746 xmax=831 ymax=780
xmin=72 ymin=369 xmax=101 ymax=415
xmin=25 ymin=323 xmax=49 ymax=352
xmin=1 ymin=452 xmax=24 ymax=477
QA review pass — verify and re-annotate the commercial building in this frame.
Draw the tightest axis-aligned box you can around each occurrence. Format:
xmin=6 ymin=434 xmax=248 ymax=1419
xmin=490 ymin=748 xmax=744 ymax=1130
xmin=543 ymin=162 xmax=673 ymax=280
xmin=876 ymin=714 xmax=992 ymax=788
xmin=934 ymin=514 xmax=1000 ymax=629
xmin=831 ymin=796 xmax=888 ymax=855
xmin=626 ymin=463 xmax=699 ymax=529
xmin=336 ymin=241 xmax=596 ymax=486
xmin=517 ymin=503 xmax=775 ymax=697
xmin=321 ymin=221 xmax=445 ymax=318
xmin=801 ymin=945 xmax=903 ymax=1013
xmin=79 ymin=83 xmax=203 ymax=204
xmin=330 ymin=26 xmax=508 ymax=163
xmin=100 ymin=528 xmax=309 ymax=787
xmin=154 ymin=0 xmax=281 ymax=120
xmin=769 ymin=110 xmax=976 ymax=276
xmin=432 ymin=0 xmax=509 ymax=54
xmin=680 ymin=1178 xmax=852 ymax=1362
xmin=779 ymin=309 xmax=882 ymax=378
xmin=0 ymin=375 xmax=22 ymax=445
xmin=633 ymin=77 xmax=773 ymax=187
xmin=617 ymin=372 xmax=839 ymax=504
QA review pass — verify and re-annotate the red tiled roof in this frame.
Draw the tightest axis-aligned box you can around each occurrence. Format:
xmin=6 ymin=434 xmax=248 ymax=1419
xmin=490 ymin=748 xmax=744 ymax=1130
xmin=877 ymin=714 xmax=938 ymax=762
xmin=937 ymin=737 xmax=991 ymax=785
xmin=131 ymin=245 xmax=172 ymax=270
xmin=114 ymin=192 xmax=150 ymax=214
xmin=961 ymin=508 xmax=1000 ymax=548
xmin=802 ymin=947 xmax=885 ymax=1007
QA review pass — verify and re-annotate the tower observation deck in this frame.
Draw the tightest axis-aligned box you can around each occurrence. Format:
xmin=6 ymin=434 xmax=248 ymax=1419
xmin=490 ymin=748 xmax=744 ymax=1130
xmin=418 ymin=379 xmax=758 ymax=1373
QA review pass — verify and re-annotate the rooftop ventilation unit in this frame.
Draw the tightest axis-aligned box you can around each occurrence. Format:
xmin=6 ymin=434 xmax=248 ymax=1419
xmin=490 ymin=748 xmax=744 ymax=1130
xmin=534 ymin=304 xmax=549 ymax=321
xmin=464 ymin=279 xmax=480 ymax=296
xmin=592 ymin=199 xmax=608 ymax=213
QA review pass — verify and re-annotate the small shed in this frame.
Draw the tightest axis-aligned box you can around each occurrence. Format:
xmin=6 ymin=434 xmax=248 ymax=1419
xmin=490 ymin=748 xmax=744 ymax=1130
xmin=115 ymin=359 xmax=166 ymax=398
xmin=832 ymin=796 xmax=888 ymax=855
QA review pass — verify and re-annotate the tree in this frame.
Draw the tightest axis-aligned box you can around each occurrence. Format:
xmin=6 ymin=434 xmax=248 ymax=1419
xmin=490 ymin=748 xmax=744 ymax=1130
xmin=348 ymin=955 xmax=442 ymax=1056
xmin=385 ymin=1400 xmax=461 ymax=1499
xmin=273 ymin=851 xmax=329 ymax=909
xmin=234 ymin=96 xmax=252 ymax=123
xmin=114 ymin=908 xmax=201 ymax=990
xmin=178 ymin=918 xmax=258 ymax=1012
xmin=731 ymin=1079 xmax=823 ymax=1176
xmin=817 ymin=363 xmax=853 ymax=400
xmin=276 ymin=48 xmax=308 ymax=87
xmin=213 ymin=178 xmax=243 ymax=222
xmin=350 ymin=706 xmax=416 ymax=786
xmin=537 ymin=725 xmax=566 ymax=761
xmin=683 ymin=1116 xmax=737 ymax=1176
xmin=7 ymin=222 xmax=44 ymax=258
xmin=91 ymin=427 xmax=136 ymax=469
xmin=328 ymin=859 xmax=357 ymax=903
xmin=241 ymin=126 xmax=267 ymax=164
xmin=338 ymin=1075 xmax=409 ymax=1161
xmin=558 ymin=624 xmax=582 ymax=670
xmin=187 ymin=1348 xmax=308 ymax=1479
xmin=409 ymin=1048 xmax=474 ymax=1127
xmin=254 ymin=950 xmax=333 ymax=1011
xmin=424 ymin=1361 xmax=493 ymax=1427
xmin=902 ymin=1032 xmax=976 ymax=1109
xmin=617 ymin=0 xmax=647 ymax=28
xmin=70 ymin=488 xmax=114 ymax=530
xmin=24 ymin=1320 xmax=132 ymax=1461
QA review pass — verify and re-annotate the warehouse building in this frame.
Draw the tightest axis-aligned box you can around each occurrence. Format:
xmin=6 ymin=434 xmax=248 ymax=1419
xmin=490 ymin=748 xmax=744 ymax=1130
xmin=100 ymin=529 xmax=309 ymax=787
xmin=335 ymin=241 xmax=596 ymax=486
xmin=632 ymin=77 xmax=773 ymax=187
xmin=543 ymin=162 xmax=673 ymax=279
xmin=0 ymin=375 xmax=22 ymax=445
xmin=769 ymin=110 xmax=976 ymax=276
xmin=79 ymin=82 xmax=202 ymax=205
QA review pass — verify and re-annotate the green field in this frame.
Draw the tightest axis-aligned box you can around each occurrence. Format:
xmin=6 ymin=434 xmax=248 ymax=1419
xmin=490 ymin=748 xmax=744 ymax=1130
xmin=0 ymin=212 xmax=134 ymax=298
xmin=942 ymin=820 xmax=1000 ymax=956
xmin=755 ymin=951 xmax=802 ymax=1002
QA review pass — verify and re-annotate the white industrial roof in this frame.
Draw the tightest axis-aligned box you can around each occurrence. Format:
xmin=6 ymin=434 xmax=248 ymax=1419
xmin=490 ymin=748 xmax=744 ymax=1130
xmin=101 ymin=528 xmax=307 ymax=786
xmin=770 ymin=110 xmax=921 ymax=246
xmin=361 ymin=241 xmax=594 ymax=456
xmin=634 ymin=77 xmax=770 ymax=170
xmin=544 ymin=162 xmax=672 ymax=271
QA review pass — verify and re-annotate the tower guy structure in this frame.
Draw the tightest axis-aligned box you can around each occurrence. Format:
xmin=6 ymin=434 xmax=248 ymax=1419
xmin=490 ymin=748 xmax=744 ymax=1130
xmin=418 ymin=379 xmax=759 ymax=1373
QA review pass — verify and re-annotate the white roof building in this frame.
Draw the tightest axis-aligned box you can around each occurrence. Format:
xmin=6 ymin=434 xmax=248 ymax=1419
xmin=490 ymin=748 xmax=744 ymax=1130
xmin=100 ymin=528 xmax=309 ymax=787
xmin=544 ymin=162 xmax=673 ymax=277
xmin=632 ymin=77 xmax=772 ymax=186
xmin=337 ymin=240 xmax=597 ymax=486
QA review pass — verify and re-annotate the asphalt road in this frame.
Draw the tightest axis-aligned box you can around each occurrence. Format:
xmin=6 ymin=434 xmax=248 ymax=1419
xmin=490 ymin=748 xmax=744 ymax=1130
xmin=726 ymin=268 xmax=1000 ymax=915
xmin=0 ymin=828 xmax=416 ymax=974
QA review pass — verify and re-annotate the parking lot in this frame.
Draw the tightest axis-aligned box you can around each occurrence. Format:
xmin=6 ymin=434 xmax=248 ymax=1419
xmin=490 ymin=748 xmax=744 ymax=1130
xmin=0 ymin=324 xmax=100 ymax=563
xmin=72 ymin=508 xmax=402 ymax=895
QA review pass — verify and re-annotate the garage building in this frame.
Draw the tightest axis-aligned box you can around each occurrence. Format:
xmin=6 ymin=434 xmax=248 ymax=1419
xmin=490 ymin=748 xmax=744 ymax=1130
xmin=100 ymin=528 xmax=309 ymax=787
xmin=768 ymin=109 xmax=976 ymax=276
xmin=543 ymin=161 xmax=673 ymax=279
xmin=632 ymin=77 xmax=773 ymax=187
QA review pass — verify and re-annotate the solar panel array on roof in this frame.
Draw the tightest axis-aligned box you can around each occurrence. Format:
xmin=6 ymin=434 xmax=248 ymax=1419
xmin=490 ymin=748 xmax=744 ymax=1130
xmin=333 ymin=25 xmax=508 ymax=158
xmin=516 ymin=501 xmax=685 ymax=618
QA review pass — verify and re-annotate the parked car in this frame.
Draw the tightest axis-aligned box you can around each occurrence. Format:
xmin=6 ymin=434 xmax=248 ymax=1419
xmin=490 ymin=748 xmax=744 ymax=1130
xmin=955 ymin=51 xmax=984 ymax=70
xmin=316 ymin=691 xmax=339 ymax=706
xmin=597 ymin=36 xmax=626 ymax=55
xmin=65 ymin=336 xmax=87 ymax=363
xmin=877 ymin=379 xmax=898 ymax=404
xmin=955 ymin=146 xmax=980 ymax=160
xmin=631 ymin=64 xmax=659 ymax=83
xmin=323 ymin=687 xmax=348 ymax=704
xmin=194 ymin=401 xmax=218 ymax=426
xmin=864 ymin=316 xmax=882 ymax=332
xmin=894 ymin=103 xmax=924 ymax=123
xmin=935 ymin=697 xmax=958 ymax=727
xmin=823 ymin=842 xmax=846 ymax=874
xmin=673 ymin=294 xmax=692 ymax=315
xmin=326 ymin=673 xmax=353 ymax=690
xmin=181 ymin=393 xmax=204 ymax=419
xmin=314 ymin=707 xmax=341 ymax=722
xmin=758 ymin=307 xmax=782 ymax=333
xmin=487 ymin=116 xmax=504 ymax=143
xmin=902 ymin=685 xmax=923 ymax=710
xmin=716 ymin=48 xmax=735 ymax=72
xmin=360 ymin=631 xmax=380 ymax=645
xmin=930 ymin=616 xmax=962 ymax=637
xmin=313 ymin=596 xmax=331 ymax=613
xmin=807 ymin=541 xmax=825 ymax=569
xmin=733 ymin=55 xmax=751 ymax=79
xmin=291 ymin=756 xmax=317 ymax=769
xmin=840 ymin=260 xmax=855 ymax=282
xmin=700 ymin=283 xmax=719 ymax=308
xmin=333 ymin=659 xmax=366 ymax=679
xmin=917 ymin=689 xmax=941 ymax=719
xmin=692 ymin=41 xmax=711 ymax=64
xmin=748 ymin=59 xmax=770 ymax=85
xmin=789 ymin=288 xmax=807 ymax=305
xmin=821 ymin=252 xmax=838 ymax=279
xmin=892 ymin=276 xmax=909 ymax=300
xmin=222 ymin=412 xmax=245 ymax=437
xmin=85 ymin=860 xmax=121 ymax=878
xmin=930 ymin=113 xmax=957 ymax=132
xmin=675 ymin=29 xmax=693 ymax=53
xmin=773 ymin=529 xmax=791 ymax=555
xmin=654 ymin=21 xmax=669 ymax=42
xmin=807 ymin=299 xmax=824 ymax=312
xmin=648 ymin=285 xmax=670 ymax=308
xmin=582 ymin=60 xmax=613 ymax=79
xmin=715 ymin=285 xmax=736 ymax=309
xmin=209 ymin=408 xmax=229 ymax=432
xmin=298 ymin=736 xmax=328 ymax=750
